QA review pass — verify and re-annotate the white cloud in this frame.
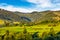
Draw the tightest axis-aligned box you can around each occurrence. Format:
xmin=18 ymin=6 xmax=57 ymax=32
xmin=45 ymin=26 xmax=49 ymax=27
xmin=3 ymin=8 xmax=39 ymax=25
xmin=53 ymin=0 xmax=60 ymax=2
xmin=26 ymin=0 xmax=53 ymax=8
xmin=26 ymin=0 xmax=60 ymax=11
xmin=0 ymin=0 xmax=60 ymax=13
xmin=51 ymin=7 xmax=60 ymax=11
xmin=0 ymin=3 xmax=36 ymax=13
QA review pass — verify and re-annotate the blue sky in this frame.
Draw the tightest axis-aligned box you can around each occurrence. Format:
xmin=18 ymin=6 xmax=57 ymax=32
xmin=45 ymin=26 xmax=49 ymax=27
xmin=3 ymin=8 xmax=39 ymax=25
xmin=0 ymin=0 xmax=60 ymax=13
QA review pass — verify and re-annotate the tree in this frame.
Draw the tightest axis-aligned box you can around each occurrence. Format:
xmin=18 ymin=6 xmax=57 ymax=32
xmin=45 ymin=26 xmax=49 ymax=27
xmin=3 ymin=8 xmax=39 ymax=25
xmin=32 ymin=32 xmax=40 ymax=40
xmin=49 ymin=27 xmax=55 ymax=36
xmin=55 ymin=32 xmax=60 ymax=40
xmin=4 ymin=21 xmax=10 ymax=26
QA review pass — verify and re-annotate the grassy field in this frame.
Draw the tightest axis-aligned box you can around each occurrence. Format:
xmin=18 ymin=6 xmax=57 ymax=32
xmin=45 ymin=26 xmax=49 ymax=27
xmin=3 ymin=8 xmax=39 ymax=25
xmin=0 ymin=24 xmax=60 ymax=35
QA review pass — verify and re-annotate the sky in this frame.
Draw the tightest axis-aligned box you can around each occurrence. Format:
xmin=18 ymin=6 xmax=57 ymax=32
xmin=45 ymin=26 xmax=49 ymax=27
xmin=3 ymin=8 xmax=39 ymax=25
xmin=0 ymin=0 xmax=60 ymax=13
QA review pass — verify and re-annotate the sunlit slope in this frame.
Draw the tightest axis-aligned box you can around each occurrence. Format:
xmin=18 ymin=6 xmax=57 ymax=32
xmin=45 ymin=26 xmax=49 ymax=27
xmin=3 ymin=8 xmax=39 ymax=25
xmin=0 ymin=19 xmax=5 ymax=25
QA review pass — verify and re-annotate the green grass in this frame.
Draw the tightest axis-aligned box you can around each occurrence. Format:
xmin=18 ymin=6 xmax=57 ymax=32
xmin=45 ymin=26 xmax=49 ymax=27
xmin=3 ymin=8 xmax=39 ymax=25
xmin=0 ymin=24 xmax=60 ymax=35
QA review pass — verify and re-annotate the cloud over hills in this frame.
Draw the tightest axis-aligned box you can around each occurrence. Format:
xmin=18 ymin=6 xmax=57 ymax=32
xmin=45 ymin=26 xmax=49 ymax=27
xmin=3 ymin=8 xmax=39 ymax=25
xmin=0 ymin=0 xmax=60 ymax=13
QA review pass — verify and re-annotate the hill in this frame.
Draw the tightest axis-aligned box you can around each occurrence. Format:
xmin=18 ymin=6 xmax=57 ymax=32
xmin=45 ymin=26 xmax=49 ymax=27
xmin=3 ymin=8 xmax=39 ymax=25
xmin=15 ymin=10 xmax=60 ymax=24
xmin=0 ymin=9 xmax=21 ymax=21
xmin=0 ymin=9 xmax=60 ymax=24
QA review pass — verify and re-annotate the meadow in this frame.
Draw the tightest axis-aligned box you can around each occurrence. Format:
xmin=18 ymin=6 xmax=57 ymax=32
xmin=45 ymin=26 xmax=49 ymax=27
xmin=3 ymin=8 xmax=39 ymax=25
xmin=0 ymin=20 xmax=60 ymax=40
xmin=0 ymin=23 xmax=60 ymax=35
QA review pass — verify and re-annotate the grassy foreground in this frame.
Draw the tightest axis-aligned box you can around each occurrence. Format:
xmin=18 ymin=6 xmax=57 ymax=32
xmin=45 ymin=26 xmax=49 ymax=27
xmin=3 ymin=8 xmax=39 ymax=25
xmin=0 ymin=24 xmax=60 ymax=35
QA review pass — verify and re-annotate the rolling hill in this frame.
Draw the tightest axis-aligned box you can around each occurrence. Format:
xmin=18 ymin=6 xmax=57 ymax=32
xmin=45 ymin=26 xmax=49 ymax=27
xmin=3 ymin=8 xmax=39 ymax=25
xmin=14 ymin=10 xmax=60 ymax=24
xmin=0 ymin=9 xmax=60 ymax=24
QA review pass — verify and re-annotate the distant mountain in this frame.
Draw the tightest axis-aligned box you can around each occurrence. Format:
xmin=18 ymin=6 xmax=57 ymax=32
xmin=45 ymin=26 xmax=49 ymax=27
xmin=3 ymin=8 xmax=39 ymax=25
xmin=0 ymin=9 xmax=60 ymax=24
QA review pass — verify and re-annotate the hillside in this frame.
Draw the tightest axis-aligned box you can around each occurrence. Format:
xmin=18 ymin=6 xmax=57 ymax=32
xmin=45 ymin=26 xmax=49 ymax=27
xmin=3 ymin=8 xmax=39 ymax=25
xmin=0 ymin=9 xmax=21 ymax=21
xmin=15 ymin=10 xmax=60 ymax=24
xmin=0 ymin=9 xmax=60 ymax=24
